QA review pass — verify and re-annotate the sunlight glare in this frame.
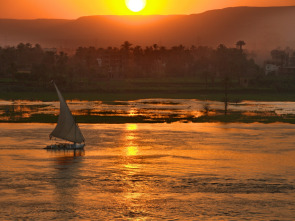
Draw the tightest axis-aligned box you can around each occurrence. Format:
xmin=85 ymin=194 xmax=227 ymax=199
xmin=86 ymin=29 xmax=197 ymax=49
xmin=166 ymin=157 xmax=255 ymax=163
xmin=125 ymin=0 xmax=147 ymax=12
xmin=127 ymin=145 xmax=139 ymax=156
xmin=127 ymin=124 xmax=137 ymax=131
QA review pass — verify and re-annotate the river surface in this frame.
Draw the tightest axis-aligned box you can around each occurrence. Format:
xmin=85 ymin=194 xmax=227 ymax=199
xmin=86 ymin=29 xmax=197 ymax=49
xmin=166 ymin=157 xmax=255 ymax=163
xmin=0 ymin=122 xmax=295 ymax=220
xmin=2 ymin=99 xmax=295 ymax=122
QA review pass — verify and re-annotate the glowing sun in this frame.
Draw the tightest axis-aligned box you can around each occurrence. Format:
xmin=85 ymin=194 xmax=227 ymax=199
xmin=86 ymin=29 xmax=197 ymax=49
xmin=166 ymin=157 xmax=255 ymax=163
xmin=125 ymin=0 xmax=147 ymax=12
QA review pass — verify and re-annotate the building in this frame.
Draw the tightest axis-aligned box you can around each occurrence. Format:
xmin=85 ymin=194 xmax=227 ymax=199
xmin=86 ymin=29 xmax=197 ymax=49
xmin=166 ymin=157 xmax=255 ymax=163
xmin=265 ymin=63 xmax=279 ymax=75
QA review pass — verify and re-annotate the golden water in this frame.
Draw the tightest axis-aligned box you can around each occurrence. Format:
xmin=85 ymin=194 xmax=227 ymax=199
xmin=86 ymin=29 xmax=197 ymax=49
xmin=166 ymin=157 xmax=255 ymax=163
xmin=0 ymin=123 xmax=295 ymax=220
xmin=2 ymin=99 xmax=295 ymax=122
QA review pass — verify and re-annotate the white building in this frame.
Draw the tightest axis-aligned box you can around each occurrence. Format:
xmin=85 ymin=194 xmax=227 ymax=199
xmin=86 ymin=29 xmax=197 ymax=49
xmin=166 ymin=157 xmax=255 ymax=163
xmin=265 ymin=64 xmax=279 ymax=75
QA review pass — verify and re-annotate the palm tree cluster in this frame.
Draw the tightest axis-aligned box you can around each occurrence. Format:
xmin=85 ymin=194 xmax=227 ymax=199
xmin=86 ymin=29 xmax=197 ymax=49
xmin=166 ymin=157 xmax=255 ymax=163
xmin=73 ymin=40 xmax=258 ymax=79
xmin=0 ymin=41 xmax=260 ymax=87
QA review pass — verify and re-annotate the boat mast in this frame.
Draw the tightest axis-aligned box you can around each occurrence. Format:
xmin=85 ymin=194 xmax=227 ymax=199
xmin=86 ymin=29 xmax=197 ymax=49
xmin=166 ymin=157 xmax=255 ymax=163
xmin=74 ymin=118 xmax=77 ymax=145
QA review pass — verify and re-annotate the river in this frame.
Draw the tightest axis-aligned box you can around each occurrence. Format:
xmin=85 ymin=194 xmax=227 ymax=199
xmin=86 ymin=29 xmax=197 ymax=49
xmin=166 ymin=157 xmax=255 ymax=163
xmin=0 ymin=122 xmax=294 ymax=220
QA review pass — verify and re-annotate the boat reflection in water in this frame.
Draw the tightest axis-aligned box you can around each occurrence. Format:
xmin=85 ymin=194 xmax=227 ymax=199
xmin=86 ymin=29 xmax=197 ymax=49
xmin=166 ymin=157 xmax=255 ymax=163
xmin=47 ymin=149 xmax=85 ymax=220
xmin=46 ymin=149 xmax=85 ymax=160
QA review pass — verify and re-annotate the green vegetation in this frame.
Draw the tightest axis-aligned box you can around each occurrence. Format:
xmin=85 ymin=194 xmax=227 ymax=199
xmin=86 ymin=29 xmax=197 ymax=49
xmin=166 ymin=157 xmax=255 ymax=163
xmin=1 ymin=77 xmax=295 ymax=102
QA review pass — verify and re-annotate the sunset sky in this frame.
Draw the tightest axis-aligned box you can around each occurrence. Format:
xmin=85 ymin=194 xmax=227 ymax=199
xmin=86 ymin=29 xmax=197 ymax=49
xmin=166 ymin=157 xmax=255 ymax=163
xmin=1 ymin=0 xmax=295 ymax=19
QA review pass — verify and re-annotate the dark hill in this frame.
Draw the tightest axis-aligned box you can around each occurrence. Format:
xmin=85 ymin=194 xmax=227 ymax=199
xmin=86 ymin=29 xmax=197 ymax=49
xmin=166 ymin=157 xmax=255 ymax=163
xmin=1 ymin=6 xmax=294 ymax=57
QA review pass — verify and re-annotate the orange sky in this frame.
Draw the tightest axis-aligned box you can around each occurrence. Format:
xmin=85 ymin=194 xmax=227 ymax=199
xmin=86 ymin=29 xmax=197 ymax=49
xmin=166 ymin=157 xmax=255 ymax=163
xmin=0 ymin=0 xmax=295 ymax=19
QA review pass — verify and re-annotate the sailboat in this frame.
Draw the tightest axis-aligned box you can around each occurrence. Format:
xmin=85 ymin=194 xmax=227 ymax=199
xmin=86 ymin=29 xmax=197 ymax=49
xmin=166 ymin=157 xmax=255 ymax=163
xmin=45 ymin=82 xmax=85 ymax=150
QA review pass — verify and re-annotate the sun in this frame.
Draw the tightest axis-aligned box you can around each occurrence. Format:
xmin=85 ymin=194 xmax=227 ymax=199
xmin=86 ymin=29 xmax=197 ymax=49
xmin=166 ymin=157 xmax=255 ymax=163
xmin=125 ymin=0 xmax=147 ymax=12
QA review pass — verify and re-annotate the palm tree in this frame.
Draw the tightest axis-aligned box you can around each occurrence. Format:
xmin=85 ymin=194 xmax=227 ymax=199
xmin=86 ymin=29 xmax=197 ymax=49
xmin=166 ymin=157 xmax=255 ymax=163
xmin=121 ymin=41 xmax=133 ymax=52
xmin=133 ymin=45 xmax=143 ymax=56
xmin=236 ymin=40 xmax=246 ymax=51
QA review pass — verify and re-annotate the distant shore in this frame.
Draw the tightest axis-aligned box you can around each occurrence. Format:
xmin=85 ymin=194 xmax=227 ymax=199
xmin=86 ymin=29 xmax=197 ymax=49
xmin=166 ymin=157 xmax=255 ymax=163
xmin=1 ymin=96 xmax=295 ymax=124
xmin=1 ymin=90 xmax=295 ymax=102
xmin=1 ymin=111 xmax=295 ymax=124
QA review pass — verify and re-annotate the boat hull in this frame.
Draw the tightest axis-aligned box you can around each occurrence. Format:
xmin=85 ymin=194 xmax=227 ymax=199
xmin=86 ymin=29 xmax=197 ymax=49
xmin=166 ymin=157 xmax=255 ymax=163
xmin=45 ymin=143 xmax=85 ymax=150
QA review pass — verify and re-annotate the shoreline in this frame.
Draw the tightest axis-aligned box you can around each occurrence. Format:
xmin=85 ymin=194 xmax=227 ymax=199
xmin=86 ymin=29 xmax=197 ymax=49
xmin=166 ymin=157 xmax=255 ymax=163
xmin=1 ymin=112 xmax=295 ymax=124
xmin=1 ymin=91 xmax=295 ymax=102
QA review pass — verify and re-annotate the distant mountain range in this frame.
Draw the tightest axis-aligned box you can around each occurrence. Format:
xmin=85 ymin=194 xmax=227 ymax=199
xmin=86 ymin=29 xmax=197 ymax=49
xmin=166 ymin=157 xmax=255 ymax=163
xmin=0 ymin=6 xmax=295 ymax=56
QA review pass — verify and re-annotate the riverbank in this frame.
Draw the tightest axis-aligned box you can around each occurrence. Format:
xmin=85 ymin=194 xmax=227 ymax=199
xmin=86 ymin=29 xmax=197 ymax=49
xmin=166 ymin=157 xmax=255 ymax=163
xmin=2 ymin=76 xmax=295 ymax=102
xmin=1 ymin=98 xmax=295 ymax=124
xmin=2 ymin=91 xmax=295 ymax=102
xmin=1 ymin=112 xmax=295 ymax=124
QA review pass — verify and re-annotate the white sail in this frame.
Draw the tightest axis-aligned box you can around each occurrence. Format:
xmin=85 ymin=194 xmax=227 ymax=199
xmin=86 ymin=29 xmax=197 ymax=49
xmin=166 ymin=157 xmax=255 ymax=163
xmin=50 ymin=83 xmax=85 ymax=143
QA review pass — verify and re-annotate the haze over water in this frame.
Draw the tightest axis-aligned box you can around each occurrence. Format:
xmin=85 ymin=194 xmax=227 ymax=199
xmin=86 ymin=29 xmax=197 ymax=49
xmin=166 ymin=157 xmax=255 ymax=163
xmin=0 ymin=122 xmax=295 ymax=220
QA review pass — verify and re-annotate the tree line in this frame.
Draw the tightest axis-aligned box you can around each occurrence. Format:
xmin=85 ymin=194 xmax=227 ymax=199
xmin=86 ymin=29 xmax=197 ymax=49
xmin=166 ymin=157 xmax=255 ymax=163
xmin=0 ymin=41 xmax=261 ymax=87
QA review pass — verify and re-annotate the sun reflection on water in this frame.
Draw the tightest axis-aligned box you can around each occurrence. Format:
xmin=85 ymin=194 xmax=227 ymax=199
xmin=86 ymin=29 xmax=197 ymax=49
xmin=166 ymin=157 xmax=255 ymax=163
xmin=127 ymin=124 xmax=138 ymax=131
xmin=127 ymin=145 xmax=139 ymax=156
xmin=125 ymin=124 xmax=139 ymax=156
xmin=128 ymin=108 xmax=138 ymax=116
xmin=120 ymin=123 xmax=149 ymax=219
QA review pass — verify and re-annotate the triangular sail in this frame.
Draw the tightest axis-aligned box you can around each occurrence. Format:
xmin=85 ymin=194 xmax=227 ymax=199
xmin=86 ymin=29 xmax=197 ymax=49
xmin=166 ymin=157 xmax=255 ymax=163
xmin=50 ymin=83 xmax=85 ymax=143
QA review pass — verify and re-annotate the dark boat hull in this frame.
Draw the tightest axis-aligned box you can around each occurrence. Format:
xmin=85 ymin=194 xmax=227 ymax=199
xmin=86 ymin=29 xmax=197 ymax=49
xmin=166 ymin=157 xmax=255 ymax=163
xmin=45 ymin=143 xmax=85 ymax=150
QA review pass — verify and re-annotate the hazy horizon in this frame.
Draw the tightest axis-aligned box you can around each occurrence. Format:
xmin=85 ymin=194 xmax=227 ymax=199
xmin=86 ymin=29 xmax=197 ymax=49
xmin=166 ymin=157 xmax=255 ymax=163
xmin=0 ymin=5 xmax=295 ymax=21
xmin=1 ymin=6 xmax=295 ymax=63
xmin=0 ymin=0 xmax=295 ymax=19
